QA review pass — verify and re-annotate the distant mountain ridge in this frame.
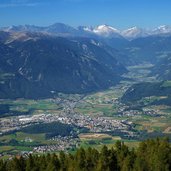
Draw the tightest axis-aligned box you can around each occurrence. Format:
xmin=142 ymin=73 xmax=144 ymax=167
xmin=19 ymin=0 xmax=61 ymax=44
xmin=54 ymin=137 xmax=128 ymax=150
xmin=1 ymin=23 xmax=171 ymax=40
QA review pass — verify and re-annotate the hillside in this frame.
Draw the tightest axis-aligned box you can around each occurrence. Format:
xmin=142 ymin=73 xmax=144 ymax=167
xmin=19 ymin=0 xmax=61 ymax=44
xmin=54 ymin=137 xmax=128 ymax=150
xmin=121 ymin=35 xmax=171 ymax=64
xmin=121 ymin=81 xmax=171 ymax=105
xmin=0 ymin=33 xmax=127 ymax=99
xmin=150 ymin=55 xmax=171 ymax=80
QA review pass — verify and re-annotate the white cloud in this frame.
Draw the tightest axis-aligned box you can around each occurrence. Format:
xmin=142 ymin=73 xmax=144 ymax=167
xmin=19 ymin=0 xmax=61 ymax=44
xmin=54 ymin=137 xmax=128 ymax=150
xmin=0 ymin=0 xmax=41 ymax=8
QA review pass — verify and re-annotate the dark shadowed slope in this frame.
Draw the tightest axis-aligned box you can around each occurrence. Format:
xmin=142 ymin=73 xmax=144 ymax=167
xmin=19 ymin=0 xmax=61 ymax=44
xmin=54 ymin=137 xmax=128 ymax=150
xmin=0 ymin=33 xmax=126 ymax=99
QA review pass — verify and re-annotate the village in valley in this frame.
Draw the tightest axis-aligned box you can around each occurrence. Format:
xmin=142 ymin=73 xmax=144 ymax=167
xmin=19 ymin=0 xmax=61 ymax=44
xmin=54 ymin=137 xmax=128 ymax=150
xmin=0 ymin=65 xmax=170 ymax=157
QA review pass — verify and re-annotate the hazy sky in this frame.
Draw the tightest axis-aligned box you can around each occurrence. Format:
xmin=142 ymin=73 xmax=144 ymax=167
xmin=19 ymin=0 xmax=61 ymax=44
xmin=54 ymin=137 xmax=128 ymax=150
xmin=0 ymin=0 xmax=171 ymax=29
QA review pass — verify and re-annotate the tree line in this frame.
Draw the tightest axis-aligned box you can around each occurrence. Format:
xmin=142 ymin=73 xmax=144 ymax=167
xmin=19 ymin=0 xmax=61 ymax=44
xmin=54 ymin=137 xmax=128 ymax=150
xmin=0 ymin=137 xmax=171 ymax=171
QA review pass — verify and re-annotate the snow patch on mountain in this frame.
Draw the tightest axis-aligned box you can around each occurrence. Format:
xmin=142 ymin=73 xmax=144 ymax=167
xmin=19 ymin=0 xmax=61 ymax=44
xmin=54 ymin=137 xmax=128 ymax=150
xmin=152 ymin=25 xmax=171 ymax=35
xmin=93 ymin=24 xmax=121 ymax=38
xmin=122 ymin=27 xmax=149 ymax=40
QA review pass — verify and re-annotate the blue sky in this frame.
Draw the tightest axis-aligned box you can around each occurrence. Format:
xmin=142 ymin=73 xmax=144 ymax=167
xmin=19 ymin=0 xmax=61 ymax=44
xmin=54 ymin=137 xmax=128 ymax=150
xmin=0 ymin=0 xmax=171 ymax=29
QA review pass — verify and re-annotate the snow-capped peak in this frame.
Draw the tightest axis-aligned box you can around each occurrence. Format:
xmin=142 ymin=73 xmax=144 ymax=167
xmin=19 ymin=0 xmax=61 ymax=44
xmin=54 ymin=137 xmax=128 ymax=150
xmin=124 ymin=26 xmax=139 ymax=32
xmin=3 ymin=25 xmax=19 ymax=32
xmin=122 ymin=27 xmax=148 ymax=40
xmin=152 ymin=25 xmax=171 ymax=34
xmin=94 ymin=24 xmax=120 ymax=33
xmin=93 ymin=24 xmax=121 ymax=38
xmin=158 ymin=25 xmax=169 ymax=30
xmin=95 ymin=24 xmax=119 ymax=32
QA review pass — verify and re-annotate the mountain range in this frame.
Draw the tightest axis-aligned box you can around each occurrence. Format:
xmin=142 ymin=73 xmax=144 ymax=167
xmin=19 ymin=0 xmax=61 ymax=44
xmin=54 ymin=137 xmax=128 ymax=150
xmin=1 ymin=23 xmax=171 ymax=40
xmin=1 ymin=23 xmax=171 ymax=99
xmin=0 ymin=32 xmax=126 ymax=99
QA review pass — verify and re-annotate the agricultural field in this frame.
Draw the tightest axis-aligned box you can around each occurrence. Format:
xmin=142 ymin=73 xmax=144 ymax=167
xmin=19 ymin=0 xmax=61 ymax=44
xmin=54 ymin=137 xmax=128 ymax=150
xmin=162 ymin=80 xmax=171 ymax=87
xmin=0 ymin=99 xmax=63 ymax=117
xmin=74 ymin=86 xmax=124 ymax=116
xmin=78 ymin=133 xmax=139 ymax=150
xmin=0 ymin=131 xmax=52 ymax=154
